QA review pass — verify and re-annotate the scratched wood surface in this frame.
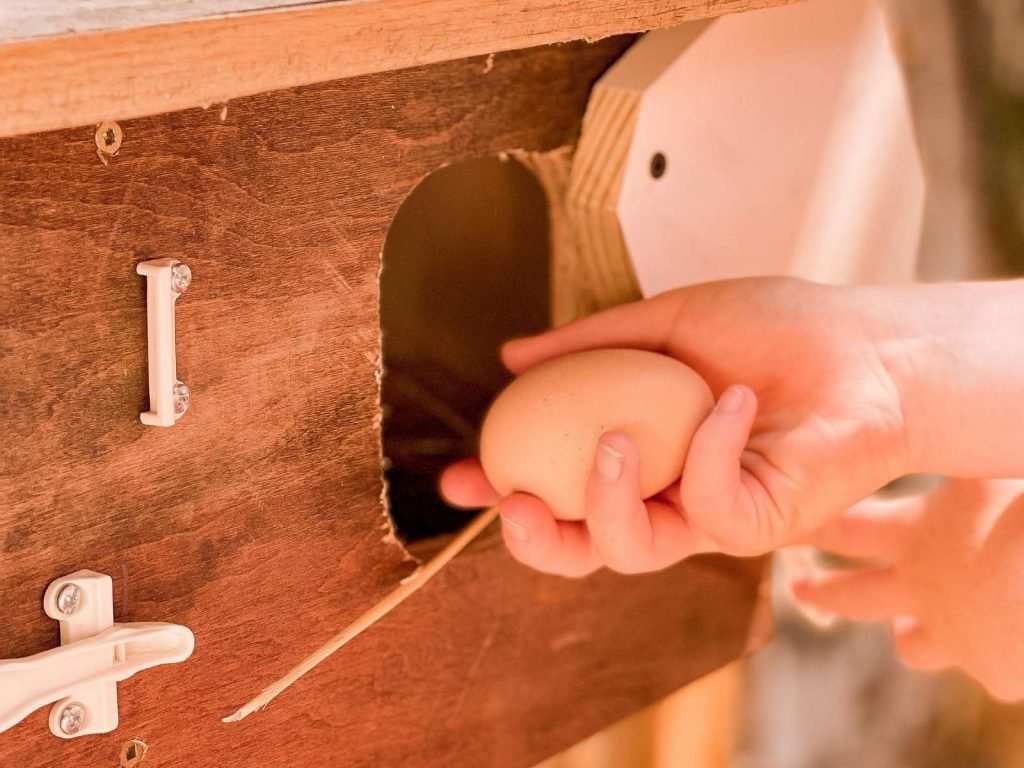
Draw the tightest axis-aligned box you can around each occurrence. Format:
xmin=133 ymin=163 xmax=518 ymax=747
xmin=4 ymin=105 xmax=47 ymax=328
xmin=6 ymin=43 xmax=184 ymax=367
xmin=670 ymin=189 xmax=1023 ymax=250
xmin=0 ymin=0 xmax=333 ymax=40
xmin=0 ymin=0 xmax=797 ymax=138
xmin=0 ymin=39 xmax=769 ymax=767
xmin=0 ymin=0 xmax=796 ymax=43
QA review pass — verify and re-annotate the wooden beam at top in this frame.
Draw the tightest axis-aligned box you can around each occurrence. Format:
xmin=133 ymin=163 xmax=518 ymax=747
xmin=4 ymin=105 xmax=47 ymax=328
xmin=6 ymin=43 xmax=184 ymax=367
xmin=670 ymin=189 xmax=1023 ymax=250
xmin=0 ymin=0 xmax=796 ymax=139
xmin=0 ymin=1 xmax=337 ymax=43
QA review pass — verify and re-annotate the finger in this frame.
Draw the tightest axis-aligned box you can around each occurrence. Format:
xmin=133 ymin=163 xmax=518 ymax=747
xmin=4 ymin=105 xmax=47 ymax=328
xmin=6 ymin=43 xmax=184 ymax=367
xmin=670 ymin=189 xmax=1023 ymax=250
xmin=585 ymin=433 xmax=653 ymax=573
xmin=439 ymin=458 xmax=500 ymax=509
xmin=680 ymin=385 xmax=776 ymax=555
xmin=792 ymin=567 xmax=913 ymax=622
xmin=803 ymin=493 xmax=927 ymax=561
xmin=777 ymin=547 xmax=840 ymax=629
xmin=584 ymin=432 xmax=702 ymax=574
xmin=647 ymin=486 xmax=719 ymax=555
xmin=891 ymin=616 xmax=953 ymax=672
xmin=501 ymin=292 xmax=683 ymax=374
xmin=499 ymin=493 xmax=601 ymax=578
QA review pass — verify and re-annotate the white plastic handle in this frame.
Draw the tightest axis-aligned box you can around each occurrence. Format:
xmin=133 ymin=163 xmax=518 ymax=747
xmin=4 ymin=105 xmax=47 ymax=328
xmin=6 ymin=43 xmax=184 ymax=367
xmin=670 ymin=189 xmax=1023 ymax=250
xmin=0 ymin=571 xmax=195 ymax=739
xmin=137 ymin=258 xmax=191 ymax=426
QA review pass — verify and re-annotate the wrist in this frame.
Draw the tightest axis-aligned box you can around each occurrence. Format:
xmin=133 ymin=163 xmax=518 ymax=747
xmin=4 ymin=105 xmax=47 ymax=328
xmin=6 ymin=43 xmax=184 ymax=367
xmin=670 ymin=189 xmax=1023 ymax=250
xmin=874 ymin=320 xmax=955 ymax=475
xmin=872 ymin=280 xmax=1024 ymax=476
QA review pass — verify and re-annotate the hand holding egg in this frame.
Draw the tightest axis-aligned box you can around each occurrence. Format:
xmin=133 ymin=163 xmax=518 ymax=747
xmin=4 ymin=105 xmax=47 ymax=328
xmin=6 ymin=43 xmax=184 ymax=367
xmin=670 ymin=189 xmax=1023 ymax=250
xmin=479 ymin=349 xmax=714 ymax=522
xmin=445 ymin=279 xmax=933 ymax=574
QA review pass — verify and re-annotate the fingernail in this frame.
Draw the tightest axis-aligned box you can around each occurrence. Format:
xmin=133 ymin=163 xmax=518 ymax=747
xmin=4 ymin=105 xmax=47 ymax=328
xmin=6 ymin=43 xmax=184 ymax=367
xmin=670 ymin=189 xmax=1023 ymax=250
xmin=502 ymin=515 xmax=529 ymax=541
xmin=596 ymin=441 xmax=624 ymax=482
xmin=716 ymin=385 xmax=746 ymax=415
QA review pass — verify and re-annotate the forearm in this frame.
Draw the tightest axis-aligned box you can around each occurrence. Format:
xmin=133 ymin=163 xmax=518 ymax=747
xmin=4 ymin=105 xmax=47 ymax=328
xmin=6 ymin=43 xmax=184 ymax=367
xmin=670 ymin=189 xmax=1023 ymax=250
xmin=876 ymin=279 xmax=1024 ymax=477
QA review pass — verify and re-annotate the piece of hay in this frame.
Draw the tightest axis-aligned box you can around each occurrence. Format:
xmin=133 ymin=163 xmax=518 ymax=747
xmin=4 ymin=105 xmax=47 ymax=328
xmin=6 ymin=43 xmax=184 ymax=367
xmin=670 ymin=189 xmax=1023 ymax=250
xmin=222 ymin=505 xmax=499 ymax=722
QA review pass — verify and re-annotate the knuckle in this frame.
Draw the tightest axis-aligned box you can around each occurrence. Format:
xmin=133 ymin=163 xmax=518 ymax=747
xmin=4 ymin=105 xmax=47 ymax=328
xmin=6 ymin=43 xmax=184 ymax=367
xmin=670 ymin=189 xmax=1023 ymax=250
xmin=679 ymin=482 xmax=714 ymax=513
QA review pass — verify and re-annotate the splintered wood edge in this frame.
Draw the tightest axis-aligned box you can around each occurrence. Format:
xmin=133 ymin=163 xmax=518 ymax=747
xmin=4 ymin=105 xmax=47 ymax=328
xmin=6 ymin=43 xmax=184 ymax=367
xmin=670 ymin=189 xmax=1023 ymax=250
xmin=0 ymin=0 xmax=796 ymax=139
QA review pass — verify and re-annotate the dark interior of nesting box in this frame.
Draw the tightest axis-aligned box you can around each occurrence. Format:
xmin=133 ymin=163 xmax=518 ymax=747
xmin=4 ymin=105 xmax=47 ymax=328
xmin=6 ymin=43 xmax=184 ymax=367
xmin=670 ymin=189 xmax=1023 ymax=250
xmin=381 ymin=156 xmax=551 ymax=542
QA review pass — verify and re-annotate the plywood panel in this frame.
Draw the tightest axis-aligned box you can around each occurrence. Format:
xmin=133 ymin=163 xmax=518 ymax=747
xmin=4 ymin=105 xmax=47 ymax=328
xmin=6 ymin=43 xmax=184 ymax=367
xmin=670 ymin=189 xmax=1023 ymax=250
xmin=0 ymin=0 xmax=798 ymax=139
xmin=0 ymin=38 xmax=769 ymax=767
xmin=1 ymin=0 xmax=335 ymax=41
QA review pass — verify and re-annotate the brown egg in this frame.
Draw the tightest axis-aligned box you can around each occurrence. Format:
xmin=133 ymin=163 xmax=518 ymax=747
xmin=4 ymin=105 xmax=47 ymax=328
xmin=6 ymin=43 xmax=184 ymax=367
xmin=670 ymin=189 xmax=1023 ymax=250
xmin=479 ymin=349 xmax=714 ymax=521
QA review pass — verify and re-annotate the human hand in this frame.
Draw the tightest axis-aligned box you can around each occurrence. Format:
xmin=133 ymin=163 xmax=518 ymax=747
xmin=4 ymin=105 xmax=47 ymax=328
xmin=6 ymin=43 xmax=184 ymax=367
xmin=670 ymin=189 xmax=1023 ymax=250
xmin=443 ymin=277 xmax=915 ymax=571
xmin=442 ymin=431 xmax=718 ymax=576
xmin=792 ymin=478 xmax=1024 ymax=702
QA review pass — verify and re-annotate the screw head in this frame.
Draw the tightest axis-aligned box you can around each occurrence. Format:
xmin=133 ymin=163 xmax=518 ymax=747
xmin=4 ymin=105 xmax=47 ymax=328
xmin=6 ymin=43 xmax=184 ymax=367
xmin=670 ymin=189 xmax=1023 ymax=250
xmin=173 ymin=381 xmax=191 ymax=418
xmin=171 ymin=262 xmax=192 ymax=295
xmin=55 ymin=583 xmax=81 ymax=616
xmin=59 ymin=703 xmax=85 ymax=735
xmin=95 ymin=121 xmax=123 ymax=156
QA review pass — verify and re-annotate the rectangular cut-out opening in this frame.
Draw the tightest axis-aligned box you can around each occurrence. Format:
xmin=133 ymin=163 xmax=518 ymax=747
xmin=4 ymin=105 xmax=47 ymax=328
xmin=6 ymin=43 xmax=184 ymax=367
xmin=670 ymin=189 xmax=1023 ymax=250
xmin=381 ymin=155 xmax=551 ymax=544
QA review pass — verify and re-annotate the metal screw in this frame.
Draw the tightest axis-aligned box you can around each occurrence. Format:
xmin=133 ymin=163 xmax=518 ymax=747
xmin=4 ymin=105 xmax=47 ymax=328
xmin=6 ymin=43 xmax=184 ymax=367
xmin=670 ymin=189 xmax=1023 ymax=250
xmin=59 ymin=703 xmax=85 ymax=735
xmin=173 ymin=380 xmax=191 ymax=418
xmin=649 ymin=152 xmax=667 ymax=179
xmin=55 ymin=583 xmax=81 ymax=616
xmin=170 ymin=262 xmax=192 ymax=295
xmin=95 ymin=121 xmax=123 ymax=156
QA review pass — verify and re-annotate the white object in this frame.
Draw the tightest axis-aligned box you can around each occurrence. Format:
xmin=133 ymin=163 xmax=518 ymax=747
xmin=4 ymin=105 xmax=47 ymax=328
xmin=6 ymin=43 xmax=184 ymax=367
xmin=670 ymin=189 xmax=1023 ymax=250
xmin=0 ymin=570 xmax=194 ymax=739
xmin=615 ymin=0 xmax=925 ymax=292
xmin=137 ymin=258 xmax=191 ymax=426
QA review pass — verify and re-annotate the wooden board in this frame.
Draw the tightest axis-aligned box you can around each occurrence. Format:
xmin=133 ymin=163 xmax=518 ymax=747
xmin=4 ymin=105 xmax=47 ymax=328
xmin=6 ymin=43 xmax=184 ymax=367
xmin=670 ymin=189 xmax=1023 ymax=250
xmin=0 ymin=0 xmax=798 ymax=139
xmin=2 ymin=0 xmax=335 ymax=41
xmin=0 ymin=39 xmax=769 ymax=767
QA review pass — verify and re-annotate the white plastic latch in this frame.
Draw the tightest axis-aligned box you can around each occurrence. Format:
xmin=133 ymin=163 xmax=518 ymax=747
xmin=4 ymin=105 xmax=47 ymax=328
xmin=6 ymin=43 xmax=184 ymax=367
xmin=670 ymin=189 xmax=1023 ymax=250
xmin=0 ymin=570 xmax=194 ymax=738
xmin=137 ymin=258 xmax=192 ymax=426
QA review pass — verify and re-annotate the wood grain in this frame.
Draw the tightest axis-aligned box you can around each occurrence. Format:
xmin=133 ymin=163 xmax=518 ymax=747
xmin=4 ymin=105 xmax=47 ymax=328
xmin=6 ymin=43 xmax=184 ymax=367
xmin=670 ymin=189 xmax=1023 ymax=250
xmin=0 ymin=39 xmax=769 ymax=767
xmin=0 ymin=0 xmax=797 ymax=139
xmin=562 ymin=20 xmax=718 ymax=313
xmin=1 ymin=0 xmax=335 ymax=42
xmin=539 ymin=662 xmax=743 ymax=768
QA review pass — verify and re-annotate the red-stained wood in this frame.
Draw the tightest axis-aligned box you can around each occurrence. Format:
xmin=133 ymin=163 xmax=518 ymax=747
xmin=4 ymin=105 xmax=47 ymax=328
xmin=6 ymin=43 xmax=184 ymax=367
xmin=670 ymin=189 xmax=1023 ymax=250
xmin=0 ymin=38 xmax=768 ymax=767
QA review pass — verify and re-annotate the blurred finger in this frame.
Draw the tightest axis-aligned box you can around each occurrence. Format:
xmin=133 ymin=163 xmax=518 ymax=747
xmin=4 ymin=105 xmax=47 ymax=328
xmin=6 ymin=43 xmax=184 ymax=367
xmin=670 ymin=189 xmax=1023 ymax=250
xmin=680 ymin=385 xmax=775 ymax=555
xmin=439 ymin=458 xmax=500 ymax=509
xmin=778 ymin=547 xmax=840 ymax=629
xmin=793 ymin=567 xmax=913 ymax=622
xmin=584 ymin=433 xmax=702 ymax=574
xmin=891 ymin=616 xmax=953 ymax=672
xmin=804 ymin=493 xmax=926 ymax=561
xmin=501 ymin=292 xmax=683 ymax=374
xmin=499 ymin=493 xmax=600 ymax=578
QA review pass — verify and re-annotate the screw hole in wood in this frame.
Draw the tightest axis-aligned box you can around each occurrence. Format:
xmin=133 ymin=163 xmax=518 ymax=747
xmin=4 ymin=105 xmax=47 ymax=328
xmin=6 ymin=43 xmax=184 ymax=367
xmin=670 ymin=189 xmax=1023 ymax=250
xmin=649 ymin=151 xmax=667 ymax=179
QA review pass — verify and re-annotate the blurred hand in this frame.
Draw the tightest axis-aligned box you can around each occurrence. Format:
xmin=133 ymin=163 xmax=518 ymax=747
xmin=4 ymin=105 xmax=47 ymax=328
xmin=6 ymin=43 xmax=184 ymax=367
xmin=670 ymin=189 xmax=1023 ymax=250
xmin=442 ymin=277 xmax=915 ymax=573
xmin=793 ymin=478 xmax=1024 ymax=702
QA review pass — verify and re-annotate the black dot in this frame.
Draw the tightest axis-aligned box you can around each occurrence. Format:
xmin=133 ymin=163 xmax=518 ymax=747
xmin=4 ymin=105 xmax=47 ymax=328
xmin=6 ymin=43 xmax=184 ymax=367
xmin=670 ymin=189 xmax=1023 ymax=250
xmin=649 ymin=152 xmax=667 ymax=179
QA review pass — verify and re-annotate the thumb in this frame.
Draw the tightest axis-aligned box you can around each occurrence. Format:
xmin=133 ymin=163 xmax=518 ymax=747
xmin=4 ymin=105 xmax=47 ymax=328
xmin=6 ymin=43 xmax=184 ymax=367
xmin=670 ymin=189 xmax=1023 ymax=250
xmin=680 ymin=385 xmax=781 ymax=555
